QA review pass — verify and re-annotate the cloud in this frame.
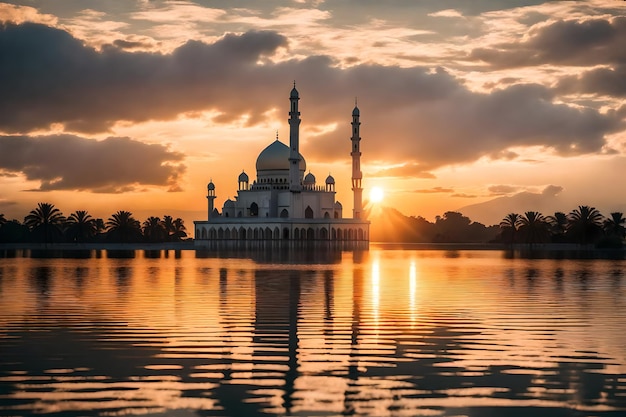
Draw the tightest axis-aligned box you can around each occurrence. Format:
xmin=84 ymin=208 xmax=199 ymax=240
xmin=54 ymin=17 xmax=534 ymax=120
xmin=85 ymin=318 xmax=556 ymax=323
xmin=0 ymin=3 xmax=57 ymax=25
xmin=0 ymin=22 xmax=288 ymax=133
xmin=488 ymin=184 xmax=521 ymax=195
xmin=1 ymin=22 xmax=623 ymax=177
xmin=557 ymin=65 xmax=626 ymax=97
xmin=470 ymin=17 xmax=626 ymax=68
xmin=542 ymin=184 xmax=563 ymax=196
xmin=0 ymin=135 xmax=185 ymax=192
xmin=414 ymin=187 xmax=453 ymax=194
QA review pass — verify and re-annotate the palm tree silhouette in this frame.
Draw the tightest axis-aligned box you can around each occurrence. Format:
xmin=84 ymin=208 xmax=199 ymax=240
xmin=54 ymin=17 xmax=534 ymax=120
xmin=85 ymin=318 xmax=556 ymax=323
xmin=518 ymin=211 xmax=550 ymax=246
xmin=143 ymin=216 xmax=166 ymax=242
xmin=499 ymin=213 xmax=521 ymax=245
xmin=567 ymin=205 xmax=604 ymax=245
xmin=24 ymin=202 xmax=65 ymax=244
xmin=161 ymin=215 xmax=175 ymax=241
xmin=604 ymin=212 xmax=626 ymax=240
xmin=172 ymin=217 xmax=187 ymax=241
xmin=546 ymin=212 xmax=568 ymax=242
xmin=0 ymin=213 xmax=6 ymax=226
xmin=106 ymin=211 xmax=142 ymax=243
xmin=65 ymin=210 xmax=97 ymax=243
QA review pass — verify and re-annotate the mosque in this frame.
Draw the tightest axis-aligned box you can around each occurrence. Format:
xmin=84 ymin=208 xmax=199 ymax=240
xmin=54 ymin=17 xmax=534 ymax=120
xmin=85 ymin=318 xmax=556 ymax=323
xmin=194 ymin=85 xmax=369 ymax=244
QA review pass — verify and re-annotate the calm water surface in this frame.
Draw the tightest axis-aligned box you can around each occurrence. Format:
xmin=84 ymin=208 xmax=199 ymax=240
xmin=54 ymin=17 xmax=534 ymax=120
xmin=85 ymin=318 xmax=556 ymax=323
xmin=0 ymin=246 xmax=625 ymax=416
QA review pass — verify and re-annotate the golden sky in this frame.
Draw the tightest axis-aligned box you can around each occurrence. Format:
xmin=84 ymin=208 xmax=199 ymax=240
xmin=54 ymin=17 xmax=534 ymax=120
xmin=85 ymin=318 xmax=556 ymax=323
xmin=0 ymin=0 xmax=625 ymax=226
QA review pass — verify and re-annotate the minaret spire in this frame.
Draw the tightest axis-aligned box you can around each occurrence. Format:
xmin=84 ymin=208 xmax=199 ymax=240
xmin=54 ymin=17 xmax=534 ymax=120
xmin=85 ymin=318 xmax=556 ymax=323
xmin=288 ymin=83 xmax=302 ymax=192
xmin=351 ymin=102 xmax=362 ymax=219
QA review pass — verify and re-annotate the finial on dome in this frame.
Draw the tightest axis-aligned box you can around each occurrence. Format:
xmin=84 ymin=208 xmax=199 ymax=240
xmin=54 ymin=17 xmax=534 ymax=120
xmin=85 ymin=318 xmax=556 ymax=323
xmin=276 ymin=130 xmax=279 ymax=141
xmin=290 ymin=81 xmax=299 ymax=98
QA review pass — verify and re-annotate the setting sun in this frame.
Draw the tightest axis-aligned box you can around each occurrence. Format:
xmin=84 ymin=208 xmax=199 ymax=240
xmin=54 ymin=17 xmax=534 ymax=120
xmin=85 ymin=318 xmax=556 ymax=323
xmin=370 ymin=186 xmax=385 ymax=203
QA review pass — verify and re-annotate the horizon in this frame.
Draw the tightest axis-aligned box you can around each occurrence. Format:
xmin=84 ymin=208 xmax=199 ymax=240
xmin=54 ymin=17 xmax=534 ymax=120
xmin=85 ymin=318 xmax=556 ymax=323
xmin=1 ymin=1 xmax=625 ymax=228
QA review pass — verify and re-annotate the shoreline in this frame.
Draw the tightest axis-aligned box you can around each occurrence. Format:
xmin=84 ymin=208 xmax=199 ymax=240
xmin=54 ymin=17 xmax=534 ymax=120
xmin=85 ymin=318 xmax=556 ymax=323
xmin=0 ymin=241 xmax=623 ymax=252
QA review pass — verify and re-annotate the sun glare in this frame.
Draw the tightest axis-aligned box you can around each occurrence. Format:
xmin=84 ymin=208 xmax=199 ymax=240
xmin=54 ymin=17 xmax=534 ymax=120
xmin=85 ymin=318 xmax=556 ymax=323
xmin=370 ymin=186 xmax=384 ymax=203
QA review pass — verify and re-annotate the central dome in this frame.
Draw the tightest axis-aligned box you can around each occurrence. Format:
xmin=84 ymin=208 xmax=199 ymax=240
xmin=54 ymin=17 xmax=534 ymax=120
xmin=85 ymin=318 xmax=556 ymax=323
xmin=256 ymin=140 xmax=306 ymax=172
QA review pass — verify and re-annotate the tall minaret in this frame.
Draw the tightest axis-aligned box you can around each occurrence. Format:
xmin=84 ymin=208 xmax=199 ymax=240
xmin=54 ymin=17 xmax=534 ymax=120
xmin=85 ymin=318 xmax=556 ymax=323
xmin=288 ymin=83 xmax=302 ymax=192
xmin=207 ymin=180 xmax=216 ymax=220
xmin=351 ymin=102 xmax=363 ymax=219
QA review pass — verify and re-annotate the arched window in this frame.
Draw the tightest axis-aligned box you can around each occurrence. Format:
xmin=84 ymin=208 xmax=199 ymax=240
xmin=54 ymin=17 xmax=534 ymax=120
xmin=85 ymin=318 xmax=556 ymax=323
xmin=305 ymin=206 xmax=313 ymax=219
xmin=250 ymin=202 xmax=259 ymax=217
xmin=324 ymin=211 xmax=330 ymax=219
xmin=280 ymin=209 xmax=289 ymax=218
xmin=307 ymin=227 xmax=315 ymax=240
xmin=320 ymin=227 xmax=328 ymax=240
xmin=283 ymin=228 xmax=289 ymax=240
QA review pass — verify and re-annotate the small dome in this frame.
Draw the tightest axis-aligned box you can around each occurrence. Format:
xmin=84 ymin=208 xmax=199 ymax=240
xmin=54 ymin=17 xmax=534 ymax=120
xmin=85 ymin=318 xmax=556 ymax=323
xmin=256 ymin=140 xmax=306 ymax=172
xmin=352 ymin=106 xmax=360 ymax=116
xmin=290 ymin=85 xmax=299 ymax=99
xmin=304 ymin=172 xmax=316 ymax=185
xmin=207 ymin=181 xmax=215 ymax=190
xmin=325 ymin=174 xmax=335 ymax=184
xmin=334 ymin=201 xmax=343 ymax=209
xmin=224 ymin=199 xmax=235 ymax=208
xmin=238 ymin=171 xmax=249 ymax=182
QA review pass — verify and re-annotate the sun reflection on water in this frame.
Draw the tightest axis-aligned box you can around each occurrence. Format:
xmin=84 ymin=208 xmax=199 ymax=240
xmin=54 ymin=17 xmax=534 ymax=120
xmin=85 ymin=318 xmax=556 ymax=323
xmin=0 ymin=248 xmax=625 ymax=416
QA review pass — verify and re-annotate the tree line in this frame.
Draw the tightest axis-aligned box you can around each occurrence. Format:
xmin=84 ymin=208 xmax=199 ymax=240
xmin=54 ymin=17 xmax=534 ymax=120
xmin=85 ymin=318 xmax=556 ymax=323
xmin=499 ymin=206 xmax=625 ymax=247
xmin=369 ymin=205 xmax=625 ymax=247
xmin=0 ymin=203 xmax=187 ymax=244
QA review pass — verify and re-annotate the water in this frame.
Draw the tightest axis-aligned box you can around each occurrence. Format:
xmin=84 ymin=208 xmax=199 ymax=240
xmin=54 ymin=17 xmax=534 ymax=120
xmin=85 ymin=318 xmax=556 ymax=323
xmin=1 ymin=246 xmax=625 ymax=416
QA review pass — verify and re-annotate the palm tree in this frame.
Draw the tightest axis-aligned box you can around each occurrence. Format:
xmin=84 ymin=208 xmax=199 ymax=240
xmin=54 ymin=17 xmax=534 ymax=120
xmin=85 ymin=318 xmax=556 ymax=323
xmin=546 ymin=212 xmax=568 ymax=242
xmin=143 ymin=216 xmax=166 ymax=242
xmin=499 ymin=213 xmax=521 ymax=245
xmin=0 ymin=213 xmax=6 ymax=226
xmin=172 ymin=217 xmax=187 ymax=241
xmin=518 ymin=211 xmax=550 ymax=246
xmin=65 ymin=210 xmax=97 ymax=243
xmin=106 ymin=211 xmax=142 ymax=243
xmin=24 ymin=202 xmax=65 ymax=244
xmin=604 ymin=212 xmax=626 ymax=240
xmin=161 ymin=215 xmax=175 ymax=241
xmin=567 ymin=205 xmax=604 ymax=245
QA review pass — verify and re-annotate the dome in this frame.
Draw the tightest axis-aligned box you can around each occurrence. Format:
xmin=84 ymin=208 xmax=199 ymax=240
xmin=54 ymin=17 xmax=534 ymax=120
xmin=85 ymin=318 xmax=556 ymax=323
xmin=304 ymin=172 xmax=316 ymax=185
xmin=256 ymin=140 xmax=306 ymax=172
xmin=207 ymin=181 xmax=215 ymax=190
xmin=334 ymin=201 xmax=342 ymax=209
xmin=290 ymin=85 xmax=299 ymax=99
xmin=238 ymin=171 xmax=249 ymax=182
xmin=224 ymin=199 xmax=235 ymax=208
xmin=352 ymin=106 xmax=360 ymax=116
xmin=325 ymin=174 xmax=335 ymax=184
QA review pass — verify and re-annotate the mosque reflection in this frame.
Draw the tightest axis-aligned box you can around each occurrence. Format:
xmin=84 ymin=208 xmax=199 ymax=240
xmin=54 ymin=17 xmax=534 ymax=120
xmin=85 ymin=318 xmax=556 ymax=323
xmin=0 ymin=250 xmax=625 ymax=416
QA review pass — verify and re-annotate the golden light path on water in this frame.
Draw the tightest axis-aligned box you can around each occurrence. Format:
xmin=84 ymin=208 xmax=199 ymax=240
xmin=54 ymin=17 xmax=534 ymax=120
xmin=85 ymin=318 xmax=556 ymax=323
xmin=0 ymin=246 xmax=625 ymax=416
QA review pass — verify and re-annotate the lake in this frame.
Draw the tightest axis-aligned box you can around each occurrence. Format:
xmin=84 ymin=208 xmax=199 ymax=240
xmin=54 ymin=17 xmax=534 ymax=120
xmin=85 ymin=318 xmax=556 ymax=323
xmin=1 ymin=245 xmax=625 ymax=416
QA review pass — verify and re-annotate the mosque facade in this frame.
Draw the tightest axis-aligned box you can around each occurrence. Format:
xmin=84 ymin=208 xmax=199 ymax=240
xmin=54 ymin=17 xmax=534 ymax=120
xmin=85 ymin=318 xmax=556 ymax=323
xmin=194 ymin=85 xmax=369 ymax=244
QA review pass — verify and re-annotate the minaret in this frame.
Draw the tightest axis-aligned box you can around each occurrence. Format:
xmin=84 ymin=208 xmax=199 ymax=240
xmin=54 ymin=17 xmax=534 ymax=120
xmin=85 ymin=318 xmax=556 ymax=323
xmin=351 ymin=102 xmax=363 ymax=219
xmin=288 ymin=82 xmax=302 ymax=192
xmin=207 ymin=180 xmax=216 ymax=220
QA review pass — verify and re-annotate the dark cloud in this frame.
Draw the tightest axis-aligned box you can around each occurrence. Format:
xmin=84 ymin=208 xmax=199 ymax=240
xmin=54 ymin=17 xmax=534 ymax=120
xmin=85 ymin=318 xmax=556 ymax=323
xmin=0 ymin=22 xmax=623 ymax=176
xmin=0 ymin=135 xmax=185 ymax=192
xmin=557 ymin=65 xmax=626 ymax=97
xmin=470 ymin=17 xmax=626 ymax=68
xmin=0 ymin=22 xmax=288 ymax=132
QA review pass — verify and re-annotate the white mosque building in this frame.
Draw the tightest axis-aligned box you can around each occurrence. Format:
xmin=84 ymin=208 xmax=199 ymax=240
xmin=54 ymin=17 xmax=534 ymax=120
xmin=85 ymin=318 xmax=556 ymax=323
xmin=194 ymin=85 xmax=369 ymax=244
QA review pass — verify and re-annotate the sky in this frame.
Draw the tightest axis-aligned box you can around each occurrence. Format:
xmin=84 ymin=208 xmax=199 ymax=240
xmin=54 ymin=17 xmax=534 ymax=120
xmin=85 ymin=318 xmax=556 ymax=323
xmin=0 ymin=0 xmax=625 ymax=227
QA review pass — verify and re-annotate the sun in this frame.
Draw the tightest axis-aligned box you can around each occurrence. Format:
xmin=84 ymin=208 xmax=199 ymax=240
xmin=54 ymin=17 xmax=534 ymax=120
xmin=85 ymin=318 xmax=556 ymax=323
xmin=369 ymin=186 xmax=385 ymax=203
